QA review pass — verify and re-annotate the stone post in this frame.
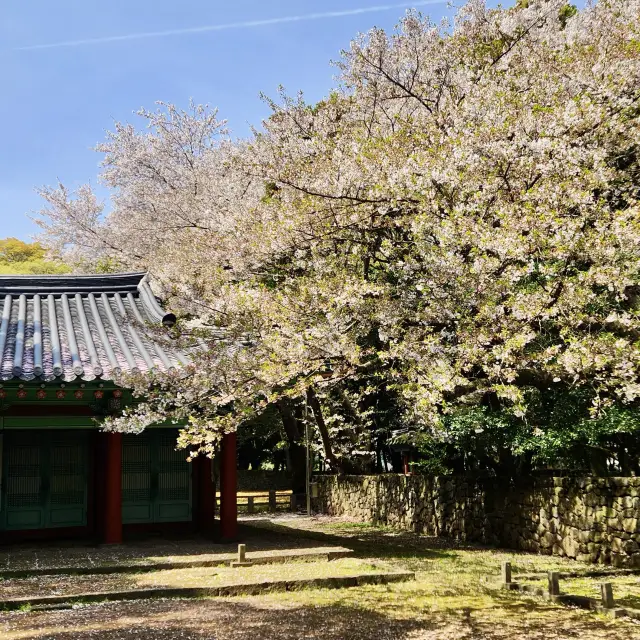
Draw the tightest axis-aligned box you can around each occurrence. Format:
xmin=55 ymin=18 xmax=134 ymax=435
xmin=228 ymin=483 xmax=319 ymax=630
xmin=501 ymin=561 xmax=512 ymax=585
xmin=548 ymin=571 xmax=560 ymax=596
xmin=230 ymin=543 xmax=253 ymax=567
xmin=269 ymin=490 xmax=277 ymax=512
xmin=600 ymin=582 xmax=614 ymax=609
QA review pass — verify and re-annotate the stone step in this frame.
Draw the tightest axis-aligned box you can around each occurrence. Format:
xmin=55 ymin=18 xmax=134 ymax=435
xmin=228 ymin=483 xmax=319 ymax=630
xmin=0 ymin=570 xmax=415 ymax=611
xmin=0 ymin=547 xmax=353 ymax=579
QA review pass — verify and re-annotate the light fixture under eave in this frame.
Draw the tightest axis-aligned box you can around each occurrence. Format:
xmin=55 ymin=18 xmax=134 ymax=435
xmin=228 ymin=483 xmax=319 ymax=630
xmin=162 ymin=313 xmax=177 ymax=328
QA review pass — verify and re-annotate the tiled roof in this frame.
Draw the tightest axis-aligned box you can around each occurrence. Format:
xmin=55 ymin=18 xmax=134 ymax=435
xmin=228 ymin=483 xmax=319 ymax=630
xmin=0 ymin=272 xmax=187 ymax=382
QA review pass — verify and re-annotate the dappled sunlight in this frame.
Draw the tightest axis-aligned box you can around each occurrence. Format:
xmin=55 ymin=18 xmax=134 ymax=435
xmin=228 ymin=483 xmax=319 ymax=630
xmin=2 ymin=594 xmax=635 ymax=640
xmin=133 ymin=558 xmax=383 ymax=589
xmin=2 ymin=518 xmax=640 ymax=638
xmin=1 ymin=599 xmax=432 ymax=640
xmin=0 ymin=558 xmax=381 ymax=600
xmin=0 ymin=526 xmax=350 ymax=573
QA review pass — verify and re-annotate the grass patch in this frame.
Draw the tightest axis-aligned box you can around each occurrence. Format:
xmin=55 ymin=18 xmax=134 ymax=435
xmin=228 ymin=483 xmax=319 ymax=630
xmin=136 ymin=558 xmax=383 ymax=589
xmin=0 ymin=558 xmax=383 ymax=600
xmin=238 ymin=517 xmax=638 ymax=637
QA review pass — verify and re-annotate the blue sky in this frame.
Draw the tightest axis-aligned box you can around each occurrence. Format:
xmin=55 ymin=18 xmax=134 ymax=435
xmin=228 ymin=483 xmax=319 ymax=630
xmin=1 ymin=1 xmax=498 ymax=241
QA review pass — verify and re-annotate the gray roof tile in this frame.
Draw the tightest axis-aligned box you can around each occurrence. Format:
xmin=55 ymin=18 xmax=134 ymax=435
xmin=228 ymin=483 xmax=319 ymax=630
xmin=0 ymin=272 xmax=186 ymax=382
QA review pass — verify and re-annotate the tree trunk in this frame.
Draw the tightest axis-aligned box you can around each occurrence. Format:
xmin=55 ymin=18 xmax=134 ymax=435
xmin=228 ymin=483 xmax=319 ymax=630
xmin=306 ymin=386 xmax=339 ymax=471
xmin=618 ymin=440 xmax=632 ymax=476
xmin=276 ymin=398 xmax=307 ymax=493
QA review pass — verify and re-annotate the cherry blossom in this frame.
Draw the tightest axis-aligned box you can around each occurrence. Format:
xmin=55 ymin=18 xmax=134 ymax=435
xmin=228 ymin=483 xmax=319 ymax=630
xmin=35 ymin=1 xmax=640 ymax=459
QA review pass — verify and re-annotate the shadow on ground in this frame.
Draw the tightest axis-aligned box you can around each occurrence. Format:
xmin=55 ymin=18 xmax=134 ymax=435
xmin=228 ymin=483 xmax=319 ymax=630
xmin=1 ymin=594 xmax=633 ymax=640
xmin=2 ymin=519 xmax=638 ymax=639
xmin=0 ymin=524 xmax=346 ymax=573
xmin=241 ymin=517 xmax=469 ymax=561
xmin=1 ymin=599 xmax=429 ymax=640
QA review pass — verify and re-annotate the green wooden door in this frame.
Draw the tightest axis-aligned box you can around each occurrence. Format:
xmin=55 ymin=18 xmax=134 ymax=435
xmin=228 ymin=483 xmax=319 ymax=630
xmin=1 ymin=433 xmax=44 ymax=530
xmin=48 ymin=433 xmax=89 ymax=528
xmin=0 ymin=431 xmax=88 ymax=531
xmin=122 ymin=430 xmax=192 ymax=524
xmin=155 ymin=430 xmax=192 ymax=522
xmin=121 ymin=432 xmax=153 ymax=523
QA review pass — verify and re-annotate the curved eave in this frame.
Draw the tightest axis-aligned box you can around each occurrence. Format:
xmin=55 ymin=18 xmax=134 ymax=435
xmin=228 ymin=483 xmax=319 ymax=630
xmin=0 ymin=273 xmax=187 ymax=384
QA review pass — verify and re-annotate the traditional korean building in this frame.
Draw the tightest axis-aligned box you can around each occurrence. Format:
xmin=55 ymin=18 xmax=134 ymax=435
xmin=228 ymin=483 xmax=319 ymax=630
xmin=0 ymin=272 xmax=237 ymax=544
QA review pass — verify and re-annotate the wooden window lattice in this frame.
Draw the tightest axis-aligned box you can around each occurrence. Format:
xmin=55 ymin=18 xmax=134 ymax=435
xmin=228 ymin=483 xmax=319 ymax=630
xmin=121 ymin=430 xmax=191 ymax=523
xmin=6 ymin=444 xmax=42 ymax=508
xmin=1 ymin=431 xmax=88 ymax=530
xmin=122 ymin=434 xmax=152 ymax=504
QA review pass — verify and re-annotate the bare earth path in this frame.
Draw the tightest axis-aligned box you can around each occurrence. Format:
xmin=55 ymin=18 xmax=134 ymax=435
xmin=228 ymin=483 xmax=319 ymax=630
xmin=2 ymin=516 xmax=639 ymax=639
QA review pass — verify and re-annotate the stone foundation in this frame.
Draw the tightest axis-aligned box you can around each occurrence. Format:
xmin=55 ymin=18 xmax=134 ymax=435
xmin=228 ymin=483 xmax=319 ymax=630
xmin=315 ymin=475 xmax=640 ymax=567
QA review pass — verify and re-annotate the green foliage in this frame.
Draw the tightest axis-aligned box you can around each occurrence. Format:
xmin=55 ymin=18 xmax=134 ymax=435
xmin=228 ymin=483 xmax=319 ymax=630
xmin=410 ymin=388 xmax=640 ymax=476
xmin=261 ymin=181 xmax=281 ymax=204
xmin=34 ymin=0 xmax=640 ymax=476
xmin=93 ymin=256 xmax=126 ymax=274
xmin=559 ymin=4 xmax=578 ymax=28
xmin=0 ymin=238 xmax=69 ymax=275
xmin=0 ymin=237 xmax=45 ymax=262
xmin=237 ymin=404 xmax=287 ymax=469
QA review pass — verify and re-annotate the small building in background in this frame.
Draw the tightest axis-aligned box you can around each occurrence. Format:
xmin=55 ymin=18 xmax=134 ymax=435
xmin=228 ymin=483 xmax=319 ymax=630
xmin=0 ymin=272 xmax=237 ymax=544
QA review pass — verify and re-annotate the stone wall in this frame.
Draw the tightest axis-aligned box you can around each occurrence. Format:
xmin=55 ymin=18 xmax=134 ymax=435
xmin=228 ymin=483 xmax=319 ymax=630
xmin=315 ymin=475 xmax=640 ymax=567
xmin=237 ymin=470 xmax=292 ymax=492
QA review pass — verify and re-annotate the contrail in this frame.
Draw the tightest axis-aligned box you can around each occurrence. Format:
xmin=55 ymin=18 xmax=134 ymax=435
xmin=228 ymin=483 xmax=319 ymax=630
xmin=17 ymin=1 xmax=448 ymax=51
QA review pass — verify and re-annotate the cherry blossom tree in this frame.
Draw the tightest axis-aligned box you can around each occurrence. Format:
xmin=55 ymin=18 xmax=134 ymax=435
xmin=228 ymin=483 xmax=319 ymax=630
xmin=36 ymin=0 xmax=640 ymax=472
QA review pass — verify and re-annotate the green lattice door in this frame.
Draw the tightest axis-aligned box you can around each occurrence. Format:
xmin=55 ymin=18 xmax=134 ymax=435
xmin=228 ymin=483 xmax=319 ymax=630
xmin=122 ymin=430 xmax=192 ymax=524
xmin=0 ymin=431 xmax=88 ymax=531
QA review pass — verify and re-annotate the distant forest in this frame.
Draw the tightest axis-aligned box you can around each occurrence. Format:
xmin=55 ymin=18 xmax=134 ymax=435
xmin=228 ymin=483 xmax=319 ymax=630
xmin=0 ymin=237 xmax=69 ymax=275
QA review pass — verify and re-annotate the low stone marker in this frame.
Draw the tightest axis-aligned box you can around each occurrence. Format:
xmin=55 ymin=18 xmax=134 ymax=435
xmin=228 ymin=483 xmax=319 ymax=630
xmin=600 ymin=582 xmax=614 ymax=609
xmin=230 ymin=544 xmax=253 ymax=568
xmin=269 ymin=490 xmax=277 ymax=512
xmin=501 ymin=561 xmax=512 ymax=585
xmin=290 ymin=494 xmax=298 ymax=511
xmin=494 ymin=563 xmax=635 ymax=621
xmin=247 ymin=496 xmax=255 ymax=514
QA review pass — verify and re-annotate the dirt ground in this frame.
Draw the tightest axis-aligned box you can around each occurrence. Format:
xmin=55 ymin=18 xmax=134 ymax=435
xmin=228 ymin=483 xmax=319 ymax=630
xmin=2 ymin=516 xmax=640 ymax=640
xmin=1 ymin=591 xmax=636 ymax=640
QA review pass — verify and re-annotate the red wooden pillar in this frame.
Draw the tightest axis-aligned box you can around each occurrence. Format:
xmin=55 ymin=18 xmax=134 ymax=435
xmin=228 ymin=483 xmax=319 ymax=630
xmin=104 ymin=432 xmax=123 ymax=544
xmin=219 ymin=432 xmax=238 ymax=540
xmin=196 ymin=456 xmax=216 ymax=534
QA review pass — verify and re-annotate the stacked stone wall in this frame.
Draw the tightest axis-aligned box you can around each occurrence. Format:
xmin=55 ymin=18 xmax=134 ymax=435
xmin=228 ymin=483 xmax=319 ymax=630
xmin=237 ymin=470 xmax=292 ymax=491
xmin=315 ymin=475 xmax=640 ymax=567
